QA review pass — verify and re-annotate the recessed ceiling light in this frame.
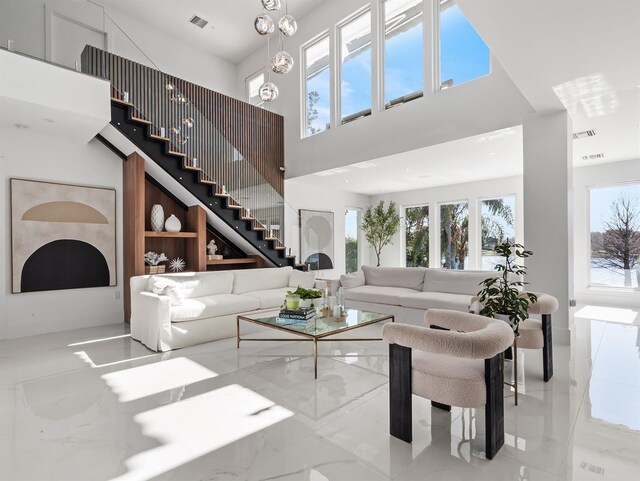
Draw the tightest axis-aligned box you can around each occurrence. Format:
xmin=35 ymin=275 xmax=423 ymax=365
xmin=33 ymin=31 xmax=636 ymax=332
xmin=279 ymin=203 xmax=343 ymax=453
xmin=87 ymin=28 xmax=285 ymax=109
xmin=14 ymin=123 xmax=29 ymax=129
xmin=489 ymin=152 xmax=495 ymax=155
xmin=344 ymin=180 xmax=350 ymax=183
xmin=405 ymin=168 xmax=410 ymax=172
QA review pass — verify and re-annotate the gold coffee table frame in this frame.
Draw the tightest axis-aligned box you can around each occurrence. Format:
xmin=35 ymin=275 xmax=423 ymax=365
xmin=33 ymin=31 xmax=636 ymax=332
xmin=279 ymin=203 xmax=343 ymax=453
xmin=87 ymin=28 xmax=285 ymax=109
xmin=237 ymin=311 xmax=394 ymax=379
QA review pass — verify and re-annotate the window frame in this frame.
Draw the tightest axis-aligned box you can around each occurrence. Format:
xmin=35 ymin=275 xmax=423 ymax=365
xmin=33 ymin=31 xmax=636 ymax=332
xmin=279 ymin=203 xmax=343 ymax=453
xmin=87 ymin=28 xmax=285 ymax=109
xmin=403 ymin=202 xmax=431 ymax=268
xmin=478 ymin=194 xmax=517 ymax=271
xmin=381 ymin=0 xmax=425 ymax=109
xmin=437 ymin=198 xmax=470 ymax=270
xmin=300 ymin=31 xmax=333 ymax=139
xmin=436 ymin=0 xmax=492 ymax=92
xmin=344 ymin=206 xmax=363 ymax=273
xmin=245 ymin=68 xmax=266 ymax=107
xmin=587 ymin=180 xmax=640 ymax=291
xmin=336 ymin=6 xmax=373 ymax=125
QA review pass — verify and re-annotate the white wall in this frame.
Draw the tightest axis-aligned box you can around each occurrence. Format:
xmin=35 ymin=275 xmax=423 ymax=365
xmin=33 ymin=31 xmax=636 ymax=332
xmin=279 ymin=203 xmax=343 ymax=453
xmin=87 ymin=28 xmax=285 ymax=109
xmin=0 ymin=128 xmax=124 ymax=340
xmin=0 ymin=0 xmax=237 ymax=97
xmin=573 ymin=158 xmax=640 ymax=308
xmin=285 ymin=178 xmax=370 ymax=279
xmin=237 ymin=0 xmax=533 ymax=180
xmin=370 ymin=176 xmax=524 ymax=268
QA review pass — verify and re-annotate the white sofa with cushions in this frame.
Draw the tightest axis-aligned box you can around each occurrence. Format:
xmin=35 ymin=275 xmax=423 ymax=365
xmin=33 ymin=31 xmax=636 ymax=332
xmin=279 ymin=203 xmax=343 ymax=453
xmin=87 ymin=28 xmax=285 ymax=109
xmin=130 ymin=266 xmax=315 ymax=352
xmin=339 ymin=266 xmax=500 ymax=324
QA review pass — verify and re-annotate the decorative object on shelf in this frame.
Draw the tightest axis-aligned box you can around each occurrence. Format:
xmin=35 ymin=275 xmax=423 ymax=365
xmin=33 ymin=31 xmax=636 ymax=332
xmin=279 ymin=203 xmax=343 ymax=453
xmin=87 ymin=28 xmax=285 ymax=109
xmin=144 ymin=251 xmax=168 ymax=274
xmin=207 ymin=254 xmax=223 ymax=261
xmin=221 ymin=245 xmax=232 ymax=258
xmin=150 ymin=204 xmax=165 ymax=232
xmin=361 ymin=201 xmax=401 ymax=267
xmin=10 ymin=178 xmax=116 ymax=293
xmin=278 ymin=14 xmax=297 ymax=36
xmin=271 ymin=51 xmax=294 ymax=74
xmin=207 ymin=239 xmax=218 ymax=256
xmin=262 ymin=0 xmax=281 ymax=11
xmin=169 ymin=257 xmax=186 ymax=272
xmin=474 ymin=242 xmax=538 ymax=334
xmin=300 ymin=209 xmax=334 ymax=270
xmin=254 ymin=0 xmax=296 ymax=102
xmin=254 ymin=13 xmax=274 ymax=35
xmin=164 ymin=214 xmax=182 ymax=233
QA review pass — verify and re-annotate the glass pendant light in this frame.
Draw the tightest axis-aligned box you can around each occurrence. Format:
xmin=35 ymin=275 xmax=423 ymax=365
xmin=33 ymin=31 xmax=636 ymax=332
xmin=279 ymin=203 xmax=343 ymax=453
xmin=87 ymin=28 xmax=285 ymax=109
xmin=254 ymin=14 xmax=274 ymax=35
xmin=258 ymin=82 xmax=279 ymax=102
xmin=278 ymin=14 xmax=297 ymax=36
xmin=262 ymin=0 xmax=281 ymax=11
xmin=271 ymin=51 xmax=293 ymax=74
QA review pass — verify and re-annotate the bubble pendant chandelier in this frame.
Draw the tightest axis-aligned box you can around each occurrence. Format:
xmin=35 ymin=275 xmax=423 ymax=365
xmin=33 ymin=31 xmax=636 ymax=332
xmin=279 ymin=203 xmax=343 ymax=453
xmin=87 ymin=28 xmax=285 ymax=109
xmin=253 ymin=0 xmax=297 ymax=103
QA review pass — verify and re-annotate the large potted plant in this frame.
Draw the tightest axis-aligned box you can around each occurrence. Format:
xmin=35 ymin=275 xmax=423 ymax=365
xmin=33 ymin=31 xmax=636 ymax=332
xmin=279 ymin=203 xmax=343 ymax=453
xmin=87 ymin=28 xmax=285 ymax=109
xmin=476 ymin=242 xmax=537 ymax=333
xmin=361 ymin=201 xmax=401 ymax=267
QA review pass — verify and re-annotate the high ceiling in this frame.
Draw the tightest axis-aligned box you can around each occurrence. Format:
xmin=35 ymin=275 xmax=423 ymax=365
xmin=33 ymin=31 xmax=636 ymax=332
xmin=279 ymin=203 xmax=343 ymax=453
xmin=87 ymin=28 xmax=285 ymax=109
xmin=97 ymin=0 xmax=320 ymax=63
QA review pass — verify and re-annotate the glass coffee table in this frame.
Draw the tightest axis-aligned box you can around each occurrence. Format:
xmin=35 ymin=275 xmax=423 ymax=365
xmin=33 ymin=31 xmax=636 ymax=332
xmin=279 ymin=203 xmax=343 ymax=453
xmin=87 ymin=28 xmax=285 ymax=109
xmin=236 ymin=308 xmax=394 ymax=379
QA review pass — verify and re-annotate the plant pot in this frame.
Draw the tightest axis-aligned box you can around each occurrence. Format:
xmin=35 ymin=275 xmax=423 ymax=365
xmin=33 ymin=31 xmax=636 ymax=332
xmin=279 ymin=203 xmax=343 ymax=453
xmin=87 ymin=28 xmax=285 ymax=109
xmin=299 ymin=299 xmax=313 ymax=309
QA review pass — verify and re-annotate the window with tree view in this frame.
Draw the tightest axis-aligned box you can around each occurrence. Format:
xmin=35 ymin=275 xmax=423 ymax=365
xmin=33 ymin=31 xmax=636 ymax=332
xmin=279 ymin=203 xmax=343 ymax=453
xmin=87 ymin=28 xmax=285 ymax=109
xmin=303 ymin=35 xmax=331 ymax=137
xmin=340 ymin=10 xmax=372 ymax=123
xmin=384 ymin=0 xmax=423 ymax=107
xmin=345 ymin=208 xmax=360 ymax=273
xmin=590 ymin=183 xmax=640 ymax=288
xmin=481 ymin=196 xmax=516 ymax=270
xmin=405 ymin=205 xmax=429 ymax=267
xmin=439 ymin=0 xmax=490 ymax=89
xmin=440 ymin=202 xmax=468 ymax=269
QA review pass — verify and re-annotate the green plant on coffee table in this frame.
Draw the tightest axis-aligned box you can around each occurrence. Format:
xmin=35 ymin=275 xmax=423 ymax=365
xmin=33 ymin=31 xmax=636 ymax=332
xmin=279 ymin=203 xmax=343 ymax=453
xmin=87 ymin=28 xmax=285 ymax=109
xmin=290 ymin=287 xmax=323 ymax=300
xmin=476 ymin=242 xmax=537 ymax=333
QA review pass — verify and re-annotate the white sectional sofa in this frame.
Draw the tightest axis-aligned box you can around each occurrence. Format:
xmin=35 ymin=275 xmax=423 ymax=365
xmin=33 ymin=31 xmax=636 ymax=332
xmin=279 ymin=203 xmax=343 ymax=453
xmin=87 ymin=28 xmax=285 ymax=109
xmin=340 ymin=266 xmax=498 ymax=325
xmin=130 ymin=266 xmax=315 ymax=352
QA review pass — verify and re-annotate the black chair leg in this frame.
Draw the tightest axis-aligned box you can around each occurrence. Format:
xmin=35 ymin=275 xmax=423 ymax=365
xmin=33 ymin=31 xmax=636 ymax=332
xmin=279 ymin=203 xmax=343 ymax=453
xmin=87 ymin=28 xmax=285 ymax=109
xmin=485 ymin=353 xmax=505 ymax=460
xmin=542 ymin=314 xmax=553 ymax=381
xmin=389 ymin=343 xmax=412 ymax=443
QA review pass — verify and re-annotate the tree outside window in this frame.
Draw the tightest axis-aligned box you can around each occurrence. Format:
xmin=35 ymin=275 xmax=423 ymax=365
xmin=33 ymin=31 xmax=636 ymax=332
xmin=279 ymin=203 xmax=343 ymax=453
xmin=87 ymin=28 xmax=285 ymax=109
xmin=481 ymin=196 xmax=516 ymax=270
xmin=405 ymin=205 xmax=429 ymax=267
xmin=440 ymin=202 xmax=468 ymax=269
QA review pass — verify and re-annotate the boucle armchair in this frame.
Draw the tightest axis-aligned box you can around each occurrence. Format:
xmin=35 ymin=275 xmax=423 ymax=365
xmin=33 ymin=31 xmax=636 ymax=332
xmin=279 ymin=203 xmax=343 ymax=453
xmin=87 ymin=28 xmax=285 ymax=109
xmin=383 ymin=309 xmax=514 ymax=460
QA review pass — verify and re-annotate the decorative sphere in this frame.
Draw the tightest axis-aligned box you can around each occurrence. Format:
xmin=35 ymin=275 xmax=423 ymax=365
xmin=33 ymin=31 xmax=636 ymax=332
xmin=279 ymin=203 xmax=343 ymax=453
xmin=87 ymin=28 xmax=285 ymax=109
xmin=278 ymin=14 xmax=297 ymax=36
xmin=258 ymin=82 xmax=279 ymax=102
xmin=271 ymin=51 xmax=294 ymax=74
xmin=254 ymin=14 xmax=274 ymax=35
xmin=261 ymin=0 xmax=281 ymax=11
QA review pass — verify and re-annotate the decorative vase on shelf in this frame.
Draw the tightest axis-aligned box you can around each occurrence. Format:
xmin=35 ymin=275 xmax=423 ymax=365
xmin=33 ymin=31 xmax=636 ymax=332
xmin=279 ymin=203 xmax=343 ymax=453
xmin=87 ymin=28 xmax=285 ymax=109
xmin=150 ymin=204 xmax=164 ymax=232
xmin=164 ymin=214 xmax=181 ymax=233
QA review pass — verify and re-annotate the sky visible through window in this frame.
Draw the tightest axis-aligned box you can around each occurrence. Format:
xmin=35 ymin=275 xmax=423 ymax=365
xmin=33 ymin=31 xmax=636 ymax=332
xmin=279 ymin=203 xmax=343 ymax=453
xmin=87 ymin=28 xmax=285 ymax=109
xmin=305 ymin=37 xmax=331 ymax=136
xmin=341 ymin=11 xmax=372 ymax=119
xmin=440 ymin=3 xmax=490 ymax=87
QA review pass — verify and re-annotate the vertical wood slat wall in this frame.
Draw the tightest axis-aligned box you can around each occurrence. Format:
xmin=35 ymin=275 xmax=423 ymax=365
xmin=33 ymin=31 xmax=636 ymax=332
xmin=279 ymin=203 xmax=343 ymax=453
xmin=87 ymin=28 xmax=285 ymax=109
xmin=81 ymin=46 xmax=285 ymax=233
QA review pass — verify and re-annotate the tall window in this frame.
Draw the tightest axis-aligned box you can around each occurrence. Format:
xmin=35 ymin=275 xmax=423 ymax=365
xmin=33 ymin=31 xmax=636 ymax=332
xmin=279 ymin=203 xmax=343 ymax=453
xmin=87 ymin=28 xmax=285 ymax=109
xmin=345 ymin=208 xmax=360 ymax=273
xmin=440 ymin=202 xmax=468 ymax=269
xmin=405 ymin=205 xmax=429 ymax=267
xmin=303 ymin=35 xmax=331 ymax=137
xmin=339 ymin=10 xmax=372 ymax=123
xmin=590 ymin=183 xmax=640 ymax=288
xmin=439 ymin=0 xmax=490 ymax=89
xmin=481 ymin=196 xmax=516 ymax=270
xmin=383 ymin=0 xmax=423 ymax=107
xmin=245 ymin=71 xmax=265 ymax=106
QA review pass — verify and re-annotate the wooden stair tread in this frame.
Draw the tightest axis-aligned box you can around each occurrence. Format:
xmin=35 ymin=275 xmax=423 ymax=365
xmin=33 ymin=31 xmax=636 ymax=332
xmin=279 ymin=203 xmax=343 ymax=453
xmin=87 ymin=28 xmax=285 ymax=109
xmin=131 ymin=116 xmax=152 ymax=125
xmin=207 ymin=258 xmax=258 ymax=265
xmin=149 ymin=134 xmax=171 ymax=142
xmin=227 ymin=204 xmax=243 ymax=209
xmin=111 ymin=97 xmax=133 ymax=106
xmin=168 ymin=150 xmax=187 ymax=157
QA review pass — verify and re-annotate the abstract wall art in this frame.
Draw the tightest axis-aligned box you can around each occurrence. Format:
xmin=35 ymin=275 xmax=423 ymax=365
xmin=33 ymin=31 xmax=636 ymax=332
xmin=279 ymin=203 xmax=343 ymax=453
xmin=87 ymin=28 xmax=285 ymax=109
xmin=300 ymin=209 xmax=334 ymax=270
xmin=11 ymin=178 xmax=117 ymax=293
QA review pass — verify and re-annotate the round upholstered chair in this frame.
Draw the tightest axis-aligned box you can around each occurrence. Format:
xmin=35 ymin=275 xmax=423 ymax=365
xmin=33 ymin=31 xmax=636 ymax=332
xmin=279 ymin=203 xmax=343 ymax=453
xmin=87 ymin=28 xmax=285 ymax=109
xmin=383 ymin=309 xmax=514 ymax=460
xmin=517 ymin=293 xmax=559 ymax=382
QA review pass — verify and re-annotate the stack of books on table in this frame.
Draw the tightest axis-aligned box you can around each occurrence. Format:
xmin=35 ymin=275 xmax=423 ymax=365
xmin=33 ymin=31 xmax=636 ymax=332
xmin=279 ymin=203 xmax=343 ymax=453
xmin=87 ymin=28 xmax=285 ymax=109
xmin=277 ymin=308 xmax=316 ymax=324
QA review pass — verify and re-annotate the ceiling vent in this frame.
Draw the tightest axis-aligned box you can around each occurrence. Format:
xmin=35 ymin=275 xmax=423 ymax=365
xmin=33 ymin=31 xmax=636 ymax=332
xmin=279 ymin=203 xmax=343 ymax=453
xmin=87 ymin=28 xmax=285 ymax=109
xmin=581 ymin=153 xmax=605 ymax=161
xmin=573 ymin=129 xmax=596 ymax=140
xmin=189 ymin=15 xmax=209 ymax=29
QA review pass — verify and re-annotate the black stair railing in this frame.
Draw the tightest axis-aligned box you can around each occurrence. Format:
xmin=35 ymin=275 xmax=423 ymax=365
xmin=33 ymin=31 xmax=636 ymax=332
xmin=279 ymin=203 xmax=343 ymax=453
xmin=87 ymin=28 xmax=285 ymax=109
xmin=81 ymin=46 xmax=287 ymax=246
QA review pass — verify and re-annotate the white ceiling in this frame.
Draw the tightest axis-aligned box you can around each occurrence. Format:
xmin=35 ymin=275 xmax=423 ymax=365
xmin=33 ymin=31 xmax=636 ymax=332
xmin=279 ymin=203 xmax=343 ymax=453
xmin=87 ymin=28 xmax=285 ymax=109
xmin=290 ymin=126 xmax=523 ymax=196
xmin=96 ymin=0 xmax=320 ymax=63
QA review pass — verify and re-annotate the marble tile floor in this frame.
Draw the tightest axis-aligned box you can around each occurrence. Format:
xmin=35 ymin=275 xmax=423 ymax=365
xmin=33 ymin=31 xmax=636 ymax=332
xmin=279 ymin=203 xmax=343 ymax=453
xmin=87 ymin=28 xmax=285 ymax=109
xmin=1 ymin=305 xmax=639 ymax=481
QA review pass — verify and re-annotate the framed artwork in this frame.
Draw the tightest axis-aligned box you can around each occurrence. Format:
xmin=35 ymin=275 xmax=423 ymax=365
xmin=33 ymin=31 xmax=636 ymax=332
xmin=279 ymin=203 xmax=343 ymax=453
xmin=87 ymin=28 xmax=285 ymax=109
xmin=300 ymin=209 xmax=334 ymax=270
xmin=11 ymin=178 xmax=117 ymax=293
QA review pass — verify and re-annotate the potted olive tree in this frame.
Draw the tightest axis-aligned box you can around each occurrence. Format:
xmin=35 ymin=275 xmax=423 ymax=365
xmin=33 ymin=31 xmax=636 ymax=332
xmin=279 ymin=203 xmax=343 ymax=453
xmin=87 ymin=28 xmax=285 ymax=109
xmin=476 ymin=242 xmax=537 ymax=333
xmin=361 ymin=201 xmax=401 ymax=267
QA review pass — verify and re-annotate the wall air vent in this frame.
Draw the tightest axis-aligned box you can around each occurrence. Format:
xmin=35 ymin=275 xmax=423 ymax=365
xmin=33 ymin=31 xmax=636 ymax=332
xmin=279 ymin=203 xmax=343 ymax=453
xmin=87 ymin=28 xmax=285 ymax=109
xmin=573 ymin=129 xmax=596 ymax=140
xmin=189 ymin=15 xmax=209 ymax=29
xmin=581 ymin=153 xmax=605 ymax=161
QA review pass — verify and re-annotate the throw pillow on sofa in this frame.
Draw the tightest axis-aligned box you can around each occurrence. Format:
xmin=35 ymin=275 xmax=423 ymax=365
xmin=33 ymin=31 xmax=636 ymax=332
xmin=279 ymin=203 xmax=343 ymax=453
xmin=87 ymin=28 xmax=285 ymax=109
xmin=340 ymin=270 xmax=365 ymax=289
xmin=289 ymin=269 xmax=316 ymax=289
xmin=147 ymin=276 xmax=199 ymax=306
